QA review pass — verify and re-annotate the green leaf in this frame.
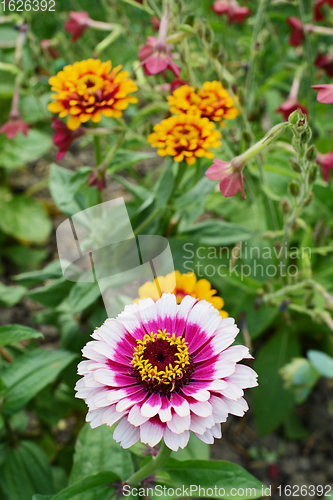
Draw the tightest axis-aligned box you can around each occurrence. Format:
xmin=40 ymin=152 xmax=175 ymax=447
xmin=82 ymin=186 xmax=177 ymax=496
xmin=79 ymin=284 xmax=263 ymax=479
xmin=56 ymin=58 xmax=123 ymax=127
xmin=174 ymin=177 xmax=215 ymax=211
xmin=232 ymin=296 xmax=279 ymax=340
xmin=155 ymin=459 xmax=263 ymax=499
xmin=20 ymin=93 xmax=52 ymax=124
xmin=0 ymin=130 xmax=52 ymax=170
xmin=50 ymin=472 xmax=120 ymax=500
xmin=49 ymin=165 xmax=93 ymax=217
xmin=107 ymin=149 xmax=156 ymax=173
xmin=179 ymin=220 xmax=253 ymax=246
xmin=0 ymin=282 xmax=26 ymax=306
xmin=67 ymin=281 xmax=101 ymax=314
xmin=14 ymin=260 xmax=63 ymax=287
xmin=1 ymin=349 xmax=77 ymax=414
xmin=253 ymin=330 xmax=301 ymax=436
xmin=307 ymin=349 xmax=333 ymax=379
xmin=0 ymin=441 xmax=53 ymax=500
xmin=69 ymin=424 xmax=134 ymax=500
xmin=0 ymin=324 xmax=43 ymax=347
xmin=28 ymin=278 xmax=74 ymax=307
xmin=1 ymin=245 xmax=47 ymax=272
xmin=114 ymin=174 xmax=152 ymax=202
xmin=154 ymin=160 xmax=175 ymax=208
xmin=0 ymin=188 xmax=52 ymax=244
xmin=171 ymin=434 xmax=209 ymax=461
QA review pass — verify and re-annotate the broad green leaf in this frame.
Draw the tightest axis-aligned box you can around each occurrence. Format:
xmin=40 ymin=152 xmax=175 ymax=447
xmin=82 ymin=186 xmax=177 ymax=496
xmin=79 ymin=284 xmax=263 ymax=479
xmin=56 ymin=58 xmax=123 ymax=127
xmin=67 ymin=281 xmax=101 ymax=314
xmin=174 ymin=177 xmax=215 ymax=211
xmin=307 ymin=349 xmax=333 ymax=379
xmin=155 ymin=459 xmax=263 ymax=499
xmin=49 ymin=165 xmax=93 ymax=217
xmin=14 ymin=260 xmax=63 ymax=287
xmin=1 ymin=245 xmax=47 ymax=271
xmin=253 ymin=330 xmax=301 ymax=435
xmin=1 ymin=349 xmax=77 ymax=414
xmin=0 ymin=282 xmax=26 ymax=306
xmin=114 ymin=174 xmax=152 ymax=202
xmin=171 ymin=434 xmax=209 ymax=461
xmin=180 ymin=220 xmax=253 ymax=246
xmin=28 ymin=278 xmax=74 ymax=307
xmin=0 ymin=188 xmax=52 ymax=244
xmin=69 ymin=424 xmax=134 ymax=500
xmin=0 ymin=441 xmax=53 ymax=500
xmin=0 ymin=324 xmax=43 ymax=347
xmin=232 ymin=296 xmax=279 ymax=340
xmin=154 ymin=159 xmax=175 ymax=208
xmin=20 ymin=93 xmax=52 ymax=124
xmin=0 ymin=130 xmax=52 ymax=170
xmin=107 ymin=149 xmax=156 ymax=173
xmin=50 ymin=472 xmax=120 ymax=500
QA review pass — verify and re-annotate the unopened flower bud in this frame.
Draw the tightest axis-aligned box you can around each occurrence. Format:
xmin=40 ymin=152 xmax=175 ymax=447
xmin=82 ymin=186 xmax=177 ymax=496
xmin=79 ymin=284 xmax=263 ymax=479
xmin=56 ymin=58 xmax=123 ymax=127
xmin=280 ymin=197 xmax=292 ymax=214
xmin=211 ymin=41 xmax=221 ymax=57
xmin=290 ymin=158 xmax=302 ymax=173
xmin=300 ymin=128 xmax=312 ymax=145
xmin=288 ymin=180 xmax=300 ymax=197
xmin=306 ymin=144 xmax=317 ymax=162
xmin=309 ymin=165 xmax=318 ymax=184
xmin=288 ymin=109 xmax=299 ymax=126
xmin=303 ymin=191 xmax=314 ymax=207
xmin=294 ymin=113 xmax=308 ymax=134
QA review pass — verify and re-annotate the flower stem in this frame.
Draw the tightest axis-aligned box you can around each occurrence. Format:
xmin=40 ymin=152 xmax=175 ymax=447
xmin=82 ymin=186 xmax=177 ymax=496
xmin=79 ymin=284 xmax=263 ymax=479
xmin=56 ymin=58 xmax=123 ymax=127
xmin=245 ymin=0 xmax=270 ymax=114
xmin=134 ymin=206 xmax=162 ymax=236
xmin=125 ymin=442 xmax=172 ymax=486
xmin=93 ymin=134 xmax=102 ymax=167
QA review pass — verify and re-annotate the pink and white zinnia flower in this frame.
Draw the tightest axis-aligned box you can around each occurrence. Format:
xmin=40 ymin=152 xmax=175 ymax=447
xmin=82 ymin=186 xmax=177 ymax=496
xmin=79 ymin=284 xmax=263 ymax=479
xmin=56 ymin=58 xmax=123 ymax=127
xmin=75 ymin=294 xmax=257 ymax=451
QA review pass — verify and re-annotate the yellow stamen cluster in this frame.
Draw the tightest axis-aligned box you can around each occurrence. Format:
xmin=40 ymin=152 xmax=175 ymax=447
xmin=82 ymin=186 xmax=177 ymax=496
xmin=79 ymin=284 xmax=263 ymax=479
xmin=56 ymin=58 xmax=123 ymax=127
xmin=135 ymin=271 xmax=229 ymax=318
xmin=48 ymin=59 xmax=138 ymax=130
xmin=131 ymin=330 xmax=190 ymax=385
xmin=167 ymin=81 xmax=239 ymax=126
xmin=147 ymin=113 xmax=221 ymax=165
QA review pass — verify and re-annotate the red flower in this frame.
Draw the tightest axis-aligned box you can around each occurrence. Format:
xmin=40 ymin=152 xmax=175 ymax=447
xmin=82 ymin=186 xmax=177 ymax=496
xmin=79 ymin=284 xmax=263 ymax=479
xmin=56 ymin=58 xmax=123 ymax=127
xmin=41 ymin=39 xmax=61 ymax=59
xmin=51 ymin=118 xmax=84 ymax=161
xmin=138 ymin=12 xmax=181 ymax=77
xmin=212 ymin=0 xmax=251 ymax=24
xmin=170 ymin=79 xmax=188 ymax=92
xmin=316 ymin=151 xmax=333 ymax=182
xmin=315 ymin=53 xmax=333 ymax=77
xmin=206 ymin=159 xmax=245 ymax=199
xmin=0 ymin=112 xmax=29 ymax=140
xmin=64 ymin=11 xmax=91 ymax=42
xmin=287 ymin=17 xmax=304 ymax=46
xmin=312 ymin=84 xmax=333 ymax=103
xmin=88 ymin=170 xmax=107 ymax=191
xmin=276 ymin=100 xmax=307 ymax=121
xmin=150 ymin=16 xmax=160 ymax=31
xmin=314 ymin=0 xmax=327 ymax=20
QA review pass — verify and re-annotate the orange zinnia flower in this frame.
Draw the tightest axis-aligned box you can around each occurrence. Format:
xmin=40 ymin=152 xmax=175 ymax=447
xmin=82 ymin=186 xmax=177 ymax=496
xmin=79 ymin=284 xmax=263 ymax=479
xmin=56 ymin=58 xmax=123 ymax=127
xmin=147 ymin=113 xmax=221 ymax=165
xmin=48 ymin=59 xmax=138 ymax=130
xmin=168 ymin=82 xmax=239 ymax=126
xmin=135 ymin=270 xmax=229 ymax=318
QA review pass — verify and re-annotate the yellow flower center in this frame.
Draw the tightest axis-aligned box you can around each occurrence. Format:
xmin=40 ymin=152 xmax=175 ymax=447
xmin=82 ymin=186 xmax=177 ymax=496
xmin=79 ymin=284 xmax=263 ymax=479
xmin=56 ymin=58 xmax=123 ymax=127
xmin=131 ymin=330 xmax=190 ymax=389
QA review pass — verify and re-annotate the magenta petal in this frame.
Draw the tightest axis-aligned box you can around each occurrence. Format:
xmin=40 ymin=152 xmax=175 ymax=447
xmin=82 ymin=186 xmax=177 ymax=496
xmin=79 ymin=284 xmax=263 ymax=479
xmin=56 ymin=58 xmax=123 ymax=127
xmin=205 ymin=160 xmax=230 ymax=181
xmin=312 ymin=84 xmax=333 ymax=104
xmin=219 ymin=172 xmax=245 ymax=198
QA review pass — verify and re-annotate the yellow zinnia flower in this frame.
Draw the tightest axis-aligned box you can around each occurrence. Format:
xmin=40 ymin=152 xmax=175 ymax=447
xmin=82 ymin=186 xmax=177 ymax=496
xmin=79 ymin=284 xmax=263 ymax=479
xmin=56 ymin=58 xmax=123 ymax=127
xmin=167 ymin=81 xmax=239 ymax=126
xmin=135 ymin=271 xmax=229 ymax=318
xmin=47 ymin=59 xmax=138 ymax=130
xmin=147 ymin=113 xmax=221 ymax=165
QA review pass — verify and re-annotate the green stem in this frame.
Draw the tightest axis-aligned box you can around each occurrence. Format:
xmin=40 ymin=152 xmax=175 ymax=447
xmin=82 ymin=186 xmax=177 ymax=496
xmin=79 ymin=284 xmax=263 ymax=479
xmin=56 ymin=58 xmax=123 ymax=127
xmin=245 ymin=0 xmax=270 ymax=115
xmin=181 ymin=38 xmax=196 ymax=87
xmin=97 ymin=131 xmax=126 ymax=174
xmin=126 ymin=442 xmax=172 ymax=486
xmin=134 ymin=206 xmax=162 ymax=236
xmin=93 ymin=134 xmax=102 ymax=167
xmin=298 ymin=0 xmax=315 ymax=120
